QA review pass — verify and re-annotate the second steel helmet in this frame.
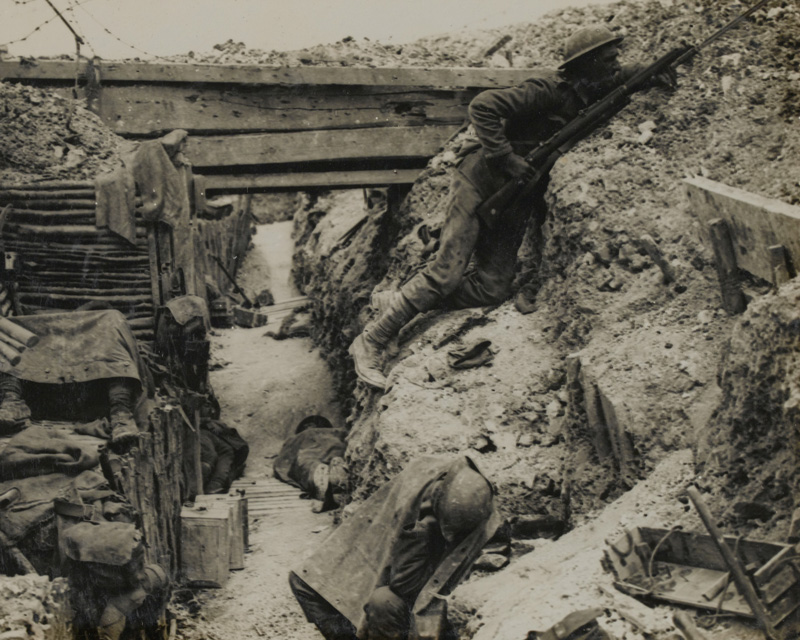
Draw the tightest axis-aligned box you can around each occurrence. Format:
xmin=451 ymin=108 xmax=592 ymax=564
xmin=436 ymin=466 xmax=493 ymax=542
xmin=559 ymin=25 xmax=623 ymax=69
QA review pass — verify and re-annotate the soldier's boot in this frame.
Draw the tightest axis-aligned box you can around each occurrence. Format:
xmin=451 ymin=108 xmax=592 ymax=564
xmin=349 ymin=294 xmax=416 ymax=390
xmin=97 ymin=604 xmax=127 ymax=640
xmin=514 ymin=283 xmax=538 ymax=315
xmin=311 ymin=463 xmax=330 ymax=501
xmin=0 ymin=373 xmax=30 ymax=433
xmin=205 ymin=478 xmax=227 ymax=495
xmin=108 ymin=378 xmax=140 ymax=453
xmin=328 ymin=456 xmax=348 ymax=493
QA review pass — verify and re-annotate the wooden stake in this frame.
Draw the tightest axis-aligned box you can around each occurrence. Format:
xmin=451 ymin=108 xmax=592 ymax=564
xmin=769 ymin=245 xmax=792 ymax=288
xmin=686 ymin=487 xmax=778 ymax=640
xmin=0 ymin=529 xmax=36 ymax=574
xmin=194 ymin=409 xmax=204 ymax=497
xmin=708 ymin=218 xmax=747 ymax=314
xmin=638 ymin=233 xmax=676 ymax=284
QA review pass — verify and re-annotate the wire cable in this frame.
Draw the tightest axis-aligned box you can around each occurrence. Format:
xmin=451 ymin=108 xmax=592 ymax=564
xmin=65 ymin=0 xmax=96 ymax=57
xmin=1 ymin=14 xmax=60 ymax=48
xmin=76 ymin=2 xmax=170 ymax=60
xmin=1 ymin=0 xmax=98 ymax=49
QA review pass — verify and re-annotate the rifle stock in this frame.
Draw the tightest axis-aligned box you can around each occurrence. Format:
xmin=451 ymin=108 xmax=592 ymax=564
xmin=475 ymin=45 xmax=690 ymax=227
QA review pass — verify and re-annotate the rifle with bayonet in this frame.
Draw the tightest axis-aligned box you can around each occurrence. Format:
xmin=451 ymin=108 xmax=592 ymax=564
xmin=210 ymin=254 xmax=257 ymax=309
xmin=475 ymin=0 xmax=773 ymax=227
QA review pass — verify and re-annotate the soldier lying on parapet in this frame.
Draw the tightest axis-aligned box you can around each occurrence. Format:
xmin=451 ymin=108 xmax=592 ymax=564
xmin=273 ymin=415 xmax=348 ymax=508
xmin=289 ymin=456 xmax=500 ymax=640
xmin=350 ymin=25 xmax=677 ymax=390
xmin=0 ymin=309 xmax=153 ymax=452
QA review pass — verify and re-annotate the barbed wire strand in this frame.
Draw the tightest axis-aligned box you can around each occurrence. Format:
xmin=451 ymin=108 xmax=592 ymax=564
xmin=1 ymin=14 xmax=60 ymax=48
xmin=77 ymin=3 xmax=171 ymax=60
xmin=1 ymin=0 xmax=98 ymax=49
xmin=66 ymin=0 xmax=97 ymax=57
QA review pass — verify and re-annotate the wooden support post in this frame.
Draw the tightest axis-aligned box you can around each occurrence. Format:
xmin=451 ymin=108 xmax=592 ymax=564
xmin=769 ymin=245 xmax=792 ymax=288
xmin=686 ymin=487 xmax=778 ymax=640
xmin=192 ymin=174 xmax=207 ymax=218
xmin=387 ymin=184 xmax=412 ymax=218
xmin=788 ymin=507 xmax=800 ymax=544
xmin=194 ymin=409 xmax=204 ymax=497
xmin=708 ymin=218 xmax=747 ymax=314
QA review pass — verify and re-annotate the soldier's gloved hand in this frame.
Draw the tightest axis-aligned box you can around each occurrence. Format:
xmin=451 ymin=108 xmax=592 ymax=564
xmin=653 ymin=67 xmax=678 ymax=90
xmin=497 ymin=153 xmax=534 ymax=182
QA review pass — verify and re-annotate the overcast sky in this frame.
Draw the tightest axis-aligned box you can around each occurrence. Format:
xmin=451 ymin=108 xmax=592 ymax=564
xmin=3 ymin=0 xmax=613 ymax=60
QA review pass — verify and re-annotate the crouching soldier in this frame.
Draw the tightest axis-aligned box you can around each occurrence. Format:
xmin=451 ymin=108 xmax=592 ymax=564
xmin=289 ymin=456 xmax=501 ymax=639
xmin=60 ymin=521 xmax=168 ymax=640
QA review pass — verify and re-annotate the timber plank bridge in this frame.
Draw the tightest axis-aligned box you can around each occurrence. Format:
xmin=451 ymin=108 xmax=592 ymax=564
xmin=1 ymin=59 xmax=533 ymax=195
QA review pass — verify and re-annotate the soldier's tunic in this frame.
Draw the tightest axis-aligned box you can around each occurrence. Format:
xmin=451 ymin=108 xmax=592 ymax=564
xmin=400 ymin=68 xmax=637 ymax=312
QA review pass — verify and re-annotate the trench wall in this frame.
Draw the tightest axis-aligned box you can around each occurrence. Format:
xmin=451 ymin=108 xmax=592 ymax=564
xmin=0 ymin=181 xmax=156 ymax=341
xmin=0 ymin=139 xmax=253 ymax=595
xmin=108 ymin=405 xmax=189 ymax=576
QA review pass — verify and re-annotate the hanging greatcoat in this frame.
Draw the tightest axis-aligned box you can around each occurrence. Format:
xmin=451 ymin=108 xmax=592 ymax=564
xmin=293 ymin=456 xmax=501 ymax=635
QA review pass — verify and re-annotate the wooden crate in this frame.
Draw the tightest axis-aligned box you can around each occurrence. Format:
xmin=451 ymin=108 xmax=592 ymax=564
xmin=210 ymin=298 xmax=234 ymax=328
xmin=180 ymin=504 xmax=230 ymax=587
xmin=233 ymin=306 xmax=268 ymax=328
xmin=195 ymin=494 xmax=247 ymax=570
xmin=604 ymin=527 xmax=800 ymax=628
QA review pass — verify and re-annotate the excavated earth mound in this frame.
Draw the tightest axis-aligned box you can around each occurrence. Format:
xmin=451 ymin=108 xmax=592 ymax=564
xmin=0 ymin=81 xmax=128 ymax=185
xmin=290 ymin=1 xmax=799 ymax=636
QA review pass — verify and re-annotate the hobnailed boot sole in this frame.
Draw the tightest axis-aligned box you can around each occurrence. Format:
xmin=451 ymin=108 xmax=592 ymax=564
xmin=348 ymin=333 xmax=387 ymax=390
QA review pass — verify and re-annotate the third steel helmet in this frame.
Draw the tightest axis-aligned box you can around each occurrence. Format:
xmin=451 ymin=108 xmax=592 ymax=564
xmin=559 ymin=25 xmax=623 ymax=69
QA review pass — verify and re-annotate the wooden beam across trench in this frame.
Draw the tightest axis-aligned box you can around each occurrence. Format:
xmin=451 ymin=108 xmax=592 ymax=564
xmin=0 ymin=59 xmax=534 ymax=88
xmin=186 ymin=125 xmax=456 ymax=168
xmin=1 ymin=59 xmax=536 ymax=187
xmin=684 ymin=177 xmax=800 ymax=283
xmin=94 ymin=84 xmax=475 ymax=136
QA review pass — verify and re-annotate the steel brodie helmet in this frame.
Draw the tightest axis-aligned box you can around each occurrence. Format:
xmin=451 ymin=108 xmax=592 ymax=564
xmin=560 ymin=25 xmax=623 ymax=69
xmin=436 ymin=466 xmax=493 ymax=543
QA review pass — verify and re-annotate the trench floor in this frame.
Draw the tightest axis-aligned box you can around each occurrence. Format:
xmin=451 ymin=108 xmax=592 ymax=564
xmin=190 ymin=220 xmax=343 ymax=640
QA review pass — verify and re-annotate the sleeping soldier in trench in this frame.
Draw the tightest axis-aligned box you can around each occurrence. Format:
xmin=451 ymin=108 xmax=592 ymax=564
xmin=289 ymin=456 xmax=500 ymax=640
xmin=199 ymin=404 xmax=249 ymax=494
xmin=273 ymin=415 xmax=349 ymax=508
xmin=0 ymin=308 xmax=153 ymax=450
xmin=350 ymin=25 xmax=677 ymax=389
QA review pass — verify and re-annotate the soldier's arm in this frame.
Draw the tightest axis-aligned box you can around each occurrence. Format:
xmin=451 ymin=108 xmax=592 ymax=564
xmin=467 ymin=79 xmax=560 ymax=160
xmin=388 ymin=513 xmax=447 ymax=602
